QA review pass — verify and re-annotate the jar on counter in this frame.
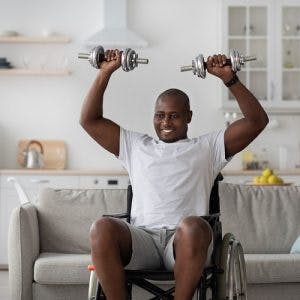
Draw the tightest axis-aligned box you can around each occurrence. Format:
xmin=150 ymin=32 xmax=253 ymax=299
xmin=258 ymin=147 xmax=270 ymax=170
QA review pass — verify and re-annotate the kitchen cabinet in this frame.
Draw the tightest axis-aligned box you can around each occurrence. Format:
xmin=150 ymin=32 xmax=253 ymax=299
xmin=0 ymin=35 xmax=71 ymax=76
xmin=78 ymin=175 xmax=130 ymax=189
xmin=222 ymin=0 xmax=300 ymax=114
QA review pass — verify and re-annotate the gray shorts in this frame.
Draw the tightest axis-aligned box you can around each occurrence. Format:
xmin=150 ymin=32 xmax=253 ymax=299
xmin=124 ymin=219 xmax=213 ymax=271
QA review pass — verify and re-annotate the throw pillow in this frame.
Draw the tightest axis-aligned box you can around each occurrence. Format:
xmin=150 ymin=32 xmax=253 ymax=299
xmin=291 ymin=235 xmax=300 ymax=254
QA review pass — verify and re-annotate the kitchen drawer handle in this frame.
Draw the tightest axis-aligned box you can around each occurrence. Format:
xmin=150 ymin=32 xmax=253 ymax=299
xmin=107 ymin=179 xmax=118 ymax=185
xmin=94 ymin=179 xmax=99 ymax=184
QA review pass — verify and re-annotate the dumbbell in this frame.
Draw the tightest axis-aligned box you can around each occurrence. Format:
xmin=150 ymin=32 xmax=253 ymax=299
xmin=180 ymin=49 xmax=256 ymax=78
xmin=78 ymin=46 xmax=149 ymax=72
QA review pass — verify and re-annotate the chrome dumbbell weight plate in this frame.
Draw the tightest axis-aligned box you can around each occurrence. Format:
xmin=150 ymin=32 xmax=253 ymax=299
xmin=192 ymin=54 xmax=206 ymax=78
xmin=121 ymin=48 xmax=149 ymax=72
xmin=230 ymin=49 xmax=241 ymax=73
xmin=78 ymin=45 xmax=105 ymax=69
xmin=180 ymin=54 xmax=206 ymax=78
xmin=122 ymin=48 xmax=138 ymax=72
xmin=230 ymin=48 xmax=256 ymax=72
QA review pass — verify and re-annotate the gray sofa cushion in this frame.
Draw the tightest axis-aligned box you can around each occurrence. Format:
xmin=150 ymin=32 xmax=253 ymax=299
xmin=219 ymin=182 xmax=300 ymax=253
xmin=36 ymin=188 xmax=127 ymax=253
xmin=245 ymin=253 xmax=300 ymax=284
xmin=34 ymin=253 xmax=91 ymax=284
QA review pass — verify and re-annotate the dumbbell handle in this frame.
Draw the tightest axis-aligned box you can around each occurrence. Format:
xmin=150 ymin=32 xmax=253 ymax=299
xmin=78 ymin=53 xmax=91 ymax=59
xmin=180 ymin=55 xmax=256 ymax=72
xmin=132 ymin=58 xmax=149 ymax=64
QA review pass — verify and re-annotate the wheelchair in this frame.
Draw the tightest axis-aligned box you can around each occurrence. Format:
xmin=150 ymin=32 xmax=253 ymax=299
xmin=87 ymin=174 xmax=247 ymax=300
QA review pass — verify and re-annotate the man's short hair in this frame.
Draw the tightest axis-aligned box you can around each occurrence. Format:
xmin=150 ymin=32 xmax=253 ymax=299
xmin=157 ymin=88 xmax=190 ymax=111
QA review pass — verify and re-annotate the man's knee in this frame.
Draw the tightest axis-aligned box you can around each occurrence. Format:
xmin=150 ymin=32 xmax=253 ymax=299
xmin=175 ymin=216 xmax=212 ymax=249
xmin=90 ymin=217 xmax=117 ymax=250
xmin=90 ymin=217 xmax=132 ymax=263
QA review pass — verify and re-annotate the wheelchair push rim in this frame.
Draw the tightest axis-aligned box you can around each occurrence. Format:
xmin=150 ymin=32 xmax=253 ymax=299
xmin=216 ymin=233 xmax=247 ymax=300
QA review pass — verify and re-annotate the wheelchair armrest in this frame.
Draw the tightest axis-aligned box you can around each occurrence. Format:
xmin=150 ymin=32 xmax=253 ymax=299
xmin=102 ymin=213 xmax=130 ymax=219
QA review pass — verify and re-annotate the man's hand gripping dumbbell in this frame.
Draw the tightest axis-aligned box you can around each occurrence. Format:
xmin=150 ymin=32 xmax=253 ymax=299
xmin=205 ymin=53 xmax=240 ymax=87
xmin=181 ymin=49 xmax=256 ymax=79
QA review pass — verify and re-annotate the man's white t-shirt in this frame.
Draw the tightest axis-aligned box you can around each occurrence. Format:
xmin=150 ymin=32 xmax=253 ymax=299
xmin=118 ymin=127 xmax=229 ymax=229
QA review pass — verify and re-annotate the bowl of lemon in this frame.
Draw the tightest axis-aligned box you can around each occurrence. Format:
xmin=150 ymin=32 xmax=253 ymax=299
xmin=251 ymin=168 xmax=291 ymax=185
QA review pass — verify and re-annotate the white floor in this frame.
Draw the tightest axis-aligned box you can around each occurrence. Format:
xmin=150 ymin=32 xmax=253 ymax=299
xmin=0 ymin=270 xmax=10 ymax=300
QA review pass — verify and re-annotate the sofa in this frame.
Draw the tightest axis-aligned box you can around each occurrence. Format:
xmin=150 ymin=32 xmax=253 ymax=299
xmin=8 ymin=183 xmax=300 ymax=300
xmin=8 ymin=188 xmax=127 ymax=300
xmin=219 ymin=182 xmax=300 ymax=300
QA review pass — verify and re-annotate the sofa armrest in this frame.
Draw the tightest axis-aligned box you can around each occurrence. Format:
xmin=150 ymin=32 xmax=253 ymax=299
xmin=8 ymin=202 xmax=40 ymax=300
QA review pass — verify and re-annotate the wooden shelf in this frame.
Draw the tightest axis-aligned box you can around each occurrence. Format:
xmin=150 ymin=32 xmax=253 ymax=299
xmin=0 ymin=69 xmax=71 ymax=76
xmin=228 ymin=35 xmax=267 ymax=40
xmin=282 ymin=68 xmax=300 ymax=72
xmin=0 ymin=35 xmax=71 ymax=43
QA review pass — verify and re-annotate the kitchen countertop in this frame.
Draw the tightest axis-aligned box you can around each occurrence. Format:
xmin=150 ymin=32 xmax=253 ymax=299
xmin=0 ymin=169 xmax=128 ymax=176
xmin=1 ymin=169 xmax=300 ymax=175
xmin=222 ymin=169 xmax=300 ymax=175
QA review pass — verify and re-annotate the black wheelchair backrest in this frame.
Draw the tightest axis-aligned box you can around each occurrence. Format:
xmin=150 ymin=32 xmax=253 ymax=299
xmin=209 ymin=173 xmax=223 ymax=215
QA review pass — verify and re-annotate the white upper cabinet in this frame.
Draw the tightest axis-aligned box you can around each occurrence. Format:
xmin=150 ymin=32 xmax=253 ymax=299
xmin=222 ymin=0 xmax=300 ymax=114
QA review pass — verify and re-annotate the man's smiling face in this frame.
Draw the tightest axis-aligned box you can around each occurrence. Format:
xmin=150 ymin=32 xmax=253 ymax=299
xmin=153 ymin=92 xmax=192 ymax=143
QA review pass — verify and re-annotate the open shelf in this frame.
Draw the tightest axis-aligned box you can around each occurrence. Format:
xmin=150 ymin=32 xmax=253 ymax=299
xmin=0 ymin=36 xmax=71 ymax=43
xmin=0 ymin=69 xmax=71 ymax=76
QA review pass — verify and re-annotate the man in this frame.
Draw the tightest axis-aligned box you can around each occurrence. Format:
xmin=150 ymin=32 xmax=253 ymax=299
xmin=80 ymin=49 xmax=268 ymax=300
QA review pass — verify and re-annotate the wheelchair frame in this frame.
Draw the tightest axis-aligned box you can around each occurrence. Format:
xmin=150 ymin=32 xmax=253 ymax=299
xmin=88 ymin=175 xmax=247 ymax=300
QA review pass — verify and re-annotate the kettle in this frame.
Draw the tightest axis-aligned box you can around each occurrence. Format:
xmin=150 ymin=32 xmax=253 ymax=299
xmin=22 ymin=140 xmax=44 ymax=169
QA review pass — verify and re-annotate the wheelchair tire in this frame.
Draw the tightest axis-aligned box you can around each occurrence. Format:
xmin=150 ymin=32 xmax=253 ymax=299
xmin=216 ymin=233 xmax=247 ymax=300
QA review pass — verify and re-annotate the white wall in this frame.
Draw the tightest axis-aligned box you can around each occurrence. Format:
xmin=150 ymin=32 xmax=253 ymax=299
xmin=0 ymin=0 xmax=300 ymax=171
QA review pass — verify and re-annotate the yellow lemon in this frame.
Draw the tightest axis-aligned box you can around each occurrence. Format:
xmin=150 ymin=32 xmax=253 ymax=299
xmin=267 ymin=175 xmax=279 ymax=184
xmin=253 ymin=176 xmax=260 ymax=184
xmin=259 ymin=176 xmax=269 ymax=184
xmin=262 ymin=168 xmax=273 ymax=178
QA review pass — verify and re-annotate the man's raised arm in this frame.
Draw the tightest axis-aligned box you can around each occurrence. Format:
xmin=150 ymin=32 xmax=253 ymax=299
xmin=80 ymin=49 xmax=121 ymax=156
xmin=207 ymin=54 xmax=269 ymax=158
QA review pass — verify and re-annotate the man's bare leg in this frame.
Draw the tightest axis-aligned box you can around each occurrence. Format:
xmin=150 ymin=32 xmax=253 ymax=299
xmin=173 ymin=216 xmax=212 ymax=300
xmin=90 ymin=217 xmax=132 ymax=300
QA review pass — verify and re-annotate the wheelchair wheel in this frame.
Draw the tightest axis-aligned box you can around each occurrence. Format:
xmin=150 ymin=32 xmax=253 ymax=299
xmin=216 ymin=233 xmax=247 ymax=300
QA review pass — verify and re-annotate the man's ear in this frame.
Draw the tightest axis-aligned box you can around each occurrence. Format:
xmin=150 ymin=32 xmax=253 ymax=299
xmin=187 ymin=110 xmax=193 ymax=123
